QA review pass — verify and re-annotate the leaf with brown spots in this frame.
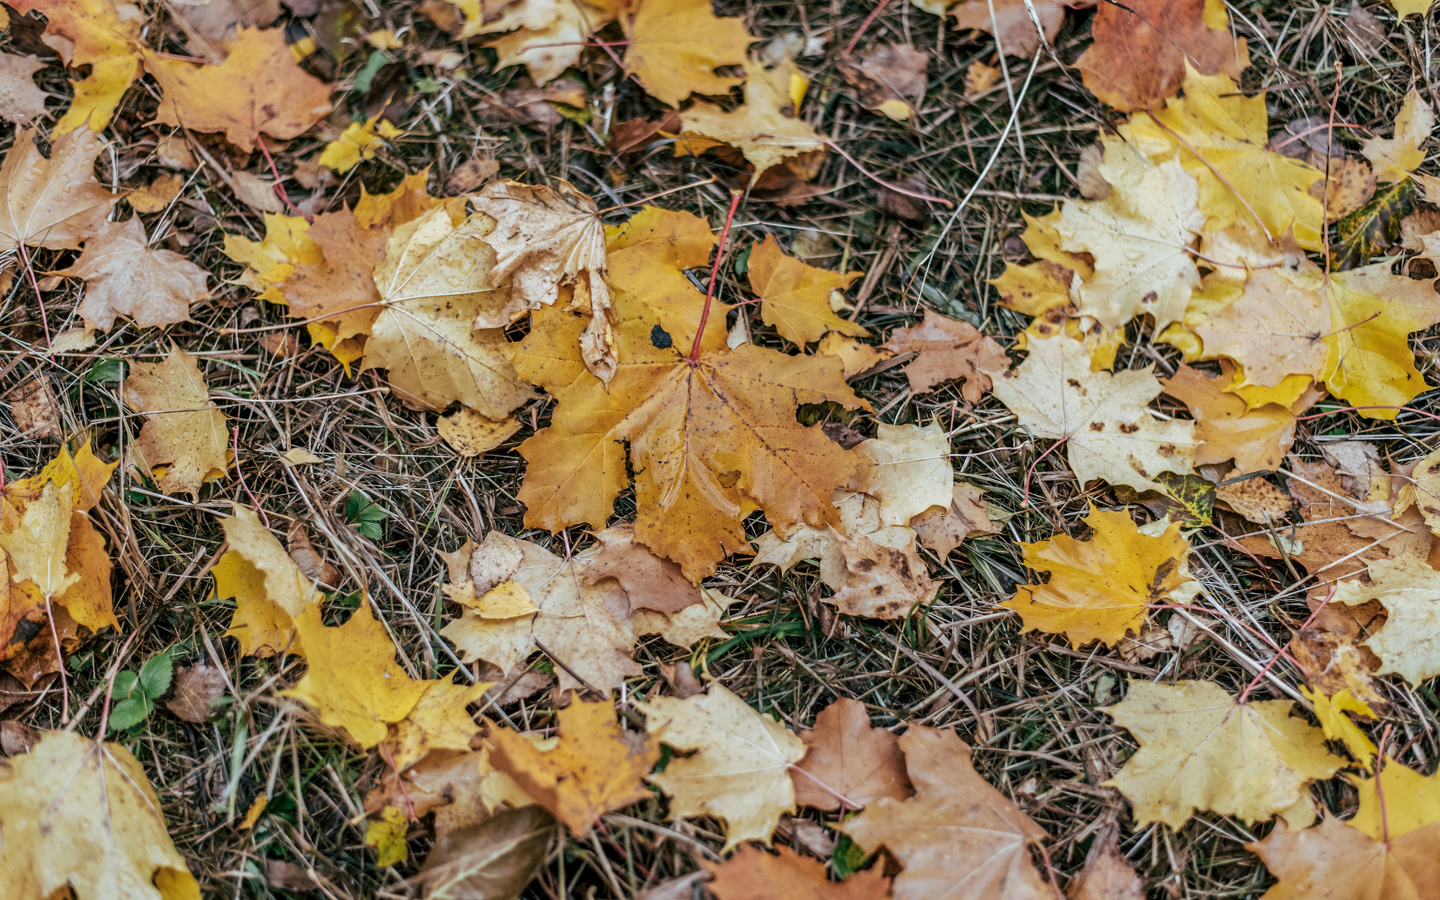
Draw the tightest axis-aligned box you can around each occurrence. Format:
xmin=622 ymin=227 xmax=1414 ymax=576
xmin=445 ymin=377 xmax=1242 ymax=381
xmin=880 ymin=311 xmax=1007 ymax=402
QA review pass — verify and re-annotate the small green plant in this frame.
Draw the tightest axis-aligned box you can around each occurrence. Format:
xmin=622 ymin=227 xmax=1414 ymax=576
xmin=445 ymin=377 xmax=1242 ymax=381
xmin=108 ymin=651 xmax=173 ymax=733
xmin=345 ymin=490 xmax=389 ymax=541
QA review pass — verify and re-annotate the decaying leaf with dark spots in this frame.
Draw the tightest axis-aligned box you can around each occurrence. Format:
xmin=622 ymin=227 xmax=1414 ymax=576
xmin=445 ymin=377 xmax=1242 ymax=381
xmin=826 ymin=528 xmax=939 ymax=619
xmin=1335 ymin=178 xmax=1416 ymax=269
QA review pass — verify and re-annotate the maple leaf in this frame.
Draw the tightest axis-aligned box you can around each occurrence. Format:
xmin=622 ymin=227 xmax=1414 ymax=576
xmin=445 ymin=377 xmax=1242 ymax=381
xmin=912 ymin=483 xmax=1000 ymax=557
xmin=0 ymin=126 xmax=119 ymax=252
xmin=849 ymin=423 xmax=953 ymax=527
xmin=146 ymin=26 xmax=333 ymax=152
xmin=1300 ymin=687 xmax=1377 ymax=769
xmin=1103 ymin=680 xmax=1343 ymax=828
xmin=1333 ymin=555 xmax=1440 ymax=687
xmin=580 ymin=524 xmax=703 ymax=614
xmin=1128 ymin=68 xmax=1325 ymax=250
xmin=1074 ymin=0 xmax=1245 ymax=111
xmin=364 ymin=205 xmax=536 ymax=417
xmin=0 ymin=53 xmax=48 ymax=124
xmin=639 ymin=682 xmax=805 ymax=852
xmin=0 ymin=481 xmax=80 ymax=599
xmin=214 ymin=505 xmax=324 ymax=658
xmin=0 ymin=731 xmax=201 ymax=900
xmin=1054 ymin=134 xmax=1204 ymax=333
xmin=842 ymin=724 xmax=1057 ymax=900
xmin=827 ymin=527 xmax=941 ymax=619
xmin=1162 ymin=364 xmax=1316 ymax=474
xmin=1364 ymin=87 xmax=1434 ymax=183
xmin=879 ymin=310 xmax=1006 ymax=402
xmin=604 ymin=205 xmax=728 ymax=353
xmin=222 ymin=212 xmax=323 ymax=303
xmin=1004 ymin=506 xmax=1200 ymax=648
xmin=384 ymin=676 xmax=491 ymax=772
xmin=1351 ymin=758 xmax=1440 ymax=842
xmin=746 ymin=235 xmax=865 ymax=345
xmin=987 ymin=334 xmax=1199 ymax=495
xmin=165 ymin=663 xmax=228 ymax=724
xmin=414 ymin=806 xmax=555 ymax=899
xmin=790 ymin=697 xmax=910 ymax=811
xmin=471 ymin=180 xmax=614 ymax=381
xmin=487 ymin=694 xmax=659 ymax=835
xmin=1191 ymin=267 xmax=1327 ymax=391
xmin=318 ymin=116 xmax=403 ymax=173
xmin=517 ymin=317 xmax=867 ymax=580
xmin=282 ymin=601 xmax=429 ymax=749
xmin=9 ymin=0 xmax=143 ymax=133
xmin=57 ymin=218 xmax=211 ymax=331
xmin=278 ymin=207 xmax=388 ymax=367
xmin=1290 ymin=628 xmax=1388 ymax=711
xmin=704 ymin=844 xmax=893 ymax=900
xmin=622 ymin=0 xmax=755 ymax=107
xmin=946 ymin=0 xmax=1066 ymax=57
xmin=122 ymin=348 xmax=231 ymax=497
xmin=440 ymin=532 xmax=640 ymax=694
xmin=488 ymin=0 xmax=622 ymax=85
xmin=680 ymin=57 xmax=827 ymax=178
xmin=1247 ymin=815 xmax=1440 ymax=900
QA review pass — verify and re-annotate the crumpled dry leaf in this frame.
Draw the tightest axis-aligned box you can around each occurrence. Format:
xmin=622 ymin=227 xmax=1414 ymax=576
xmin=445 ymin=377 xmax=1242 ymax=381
xmin=283 ymin=601 xmax=430 ymax=749
xmin=438 ymin=411 xmax=521 ymax=458
xmin=911 ymin=482 xmax=999 ymax=556
xmin=215 ymin=505 xmax=324 ymax=658
xmin=632 ymin=586 xmax=739 ymax=650
xmin=122 ymin=347 xmax=231 ymax=497
xmin=1004 ymin=506 xmax=1201 ymax=648
xmin=487 ymin=0 xmax=622 ymax=86
xmin=1333 ymin=555 xmax=1440 ymax=687
xmin=838 ymin=43 xmax=928 ymax=120
xmin=848 ymin=422 xmax=953 ymax=527
xmin=440 ymin=532 xmax=640 ymax=695
xmin=880 ymin=310 xmax=1007 ymax=402
xmin=621 ymin=0 xmax=755 ymax=107
xmin=58 ymin=218 xmax=211 ymax=332
xmin=471 ymin=180 xmax=614 ymax=381
xmin=580 ymin=524 xmax=702 ymax=614
xmin=987 ymin=334 xmax=1198 ymax=495
xmin=790 ymin=697 xmax=910 ymax=812
xmin=0 ymin=126 xmax=119 ymax=252
xmin=413 ymin=806 xmax=555 ymax=900
xmin=0 ymin=730 xmax=202 ymax=900
xmin=165 ymin=663 xmax=229 ymax=724
xmin=639 ymin=682 xmax=805 ymax=852
xmin=680 ymin=58 xmax=826 ymax=179
xmin=1066 ymin=826 xmax=1144 ymax=900
xmin=5 ymin=377 xmax=62 ymax=440
xmin=487 ymin=694 xmax=659 ymax=835
xmin=1103 ymin=680 xmax=1343 ymax=828
xmin=825 ymin=526 xmax=940 ymax=619
xmin=146 ymin=26 xmax=334 ymax=153
xmin=842 ymin=724 xmax=1055 ymax=900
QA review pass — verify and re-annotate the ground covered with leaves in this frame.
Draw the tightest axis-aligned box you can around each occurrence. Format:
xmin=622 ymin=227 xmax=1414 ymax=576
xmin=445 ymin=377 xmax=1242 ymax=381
xmin=3 ymin=0 xmax=1440 ymax=898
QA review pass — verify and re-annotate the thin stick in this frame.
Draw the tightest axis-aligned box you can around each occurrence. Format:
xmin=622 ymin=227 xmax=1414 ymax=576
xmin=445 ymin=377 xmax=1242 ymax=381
xmin=824 ymin=140 xmax=955 ymax=207
xmin=689 ymin=190 xmax=743 ymax=362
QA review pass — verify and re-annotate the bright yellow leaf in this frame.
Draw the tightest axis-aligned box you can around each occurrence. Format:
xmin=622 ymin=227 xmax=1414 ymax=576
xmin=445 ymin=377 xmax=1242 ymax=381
xmin=318 ymin=116 xmax=404 ymax=173
xmin=1300 ymin=686 xmax=1377 ymax=769
xmin=746 ymin=235 xmax=865 ymax=345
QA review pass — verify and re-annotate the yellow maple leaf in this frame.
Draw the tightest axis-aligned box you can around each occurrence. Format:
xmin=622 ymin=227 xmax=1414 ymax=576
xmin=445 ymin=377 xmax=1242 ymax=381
xmin=639 ymin=683 xmax=805 ymax=852
xmin=1351 ymin=758 xmax=1440 ymax=841
xmin=986 ymin=334 xmax=1198 ymax=495
xmin=487 ymin=694 xmax=660 ymax=835
xmin=0 ymin=731 xmax=201 ymax=900
xmin=1003 ymin=506 xmax=1199 ymax=647
xmin=0 ymin=481 xmax=79 ymax=600
xmin=1364 ymin=87 xmax=1434 ymax=183
xmin=384 ymin=676 xmax=492 ymax=772
xmin=1128 ymin=67 xmax=1325 ymax=251
xmin=622 ymin=0 xmax=755 ymax=107
xmin=1105 ymin=680 xmax=1343 ymax=829
xmin=9 ymin=0 xmax=144 ymax=133
xmin=146 ymin=27 xmax=334 ymax=153
xmin=4 ymin=441 xmax=117 ymax=514
xmin=516 ymin=317 xmax=868 ymax=580
xmin=213 ymin=505 xmax=324 ymax=658
xmin=680 ymin=57 xmax=826 ymax=178
xmin=848 ymin=423 xmax=953 ymax=527
xmin=1299 ymin=686 xmax=1377 ymax=769
xmin=121 ymin=347 xmax=232 ymax=497
xmin=283 ymin=601 xmax=429 ymax=749
xmin=746 ymin=235 xmax=866 ymax=345
xmin=222 ymin=212 xmax=322 ymax=303
xmin=605 ymin=205 xmax=728 ymax=354
xmin=318 ymin=116 xmax=404 ymax=173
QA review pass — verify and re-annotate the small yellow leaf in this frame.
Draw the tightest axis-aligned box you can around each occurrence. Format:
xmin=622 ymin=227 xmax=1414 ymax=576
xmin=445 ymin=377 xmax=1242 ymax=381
xmin=0 ymin=481 xmax=80 ymax=599
xmin=1364 ymin=87 xmax=1434 ymax=183
xmin=123 ymin=348 xmax=231 ymax=497
xmin=1351 ymin=759 xmax=1440 ymax=841
xmin=318 ymin=116 xmax=404 ymax=173
xmin=746 ymin=235 xmax=865 ymax=346
xmin=384 ymin=676 xmax=492 ymax=771
xmin=1300 ymin=686 xmax=1377 ymax=769
xmin=239 ymin=796 xmax=266 ymax=830
xmin=437 ymin=410 xmax=522 ymax=458
xmin=365 ymin=806 xmax=409 ymax=867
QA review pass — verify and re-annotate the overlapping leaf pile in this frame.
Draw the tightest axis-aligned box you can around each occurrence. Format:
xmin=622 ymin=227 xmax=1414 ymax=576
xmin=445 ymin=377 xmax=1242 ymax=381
xmin=6 ymin=0 xmax=1440 ymax=896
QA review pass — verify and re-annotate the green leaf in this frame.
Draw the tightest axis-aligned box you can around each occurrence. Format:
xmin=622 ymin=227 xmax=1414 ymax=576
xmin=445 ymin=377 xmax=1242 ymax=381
xmin=112 ymin=670 xmax=139 ymax=700
xmin=832 ymin=833 xmax=870 ymax=879
xmin=108 ymin=696 xmax=150 ymax=732
xmin=353 ymin=50 xmax=393 ymax=96
xmin=356 ymin=521 xmax=383 ymax=541
xmin=84 ymin=357 xmax=124 ymax=383
xmin=139 ymin=652 xmax=173 ymax=699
